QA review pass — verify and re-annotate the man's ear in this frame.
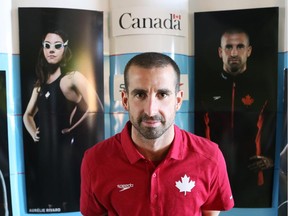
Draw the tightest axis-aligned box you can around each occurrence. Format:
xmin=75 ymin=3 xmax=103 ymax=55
xmin=247 ymin=45 xmax=252 ymax=57
xmin=121 ymin=90 xmax=129 ymax=111
xmin=218 ymin=47 xmax=223 ymax=58
xmin=176 ymin=90 xmax=184 ymax=111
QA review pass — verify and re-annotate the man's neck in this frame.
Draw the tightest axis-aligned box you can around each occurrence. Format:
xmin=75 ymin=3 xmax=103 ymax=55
xmin=131 ymin=126 xmax=174 ymax=162
xmin=223 ymin=65 xmax=247 ymax=76
xmin=135 ymin=144 xmax=171 ymax=162
xmin=223 ymin=69 xmax=247 ymax=77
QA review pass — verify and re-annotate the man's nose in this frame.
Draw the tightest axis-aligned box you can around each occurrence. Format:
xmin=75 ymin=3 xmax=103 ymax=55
xmin=231 ymin=47 xmax=238 ymax=56
xmin=144 ymin=96 xmax=158 ymax=116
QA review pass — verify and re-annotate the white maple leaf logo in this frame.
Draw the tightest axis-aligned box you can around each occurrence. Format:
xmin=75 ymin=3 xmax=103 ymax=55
xmin=175 ymin=174 xmax=195 ymax=195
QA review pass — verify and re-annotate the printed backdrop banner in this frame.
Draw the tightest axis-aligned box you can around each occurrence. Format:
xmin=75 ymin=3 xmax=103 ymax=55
xmin=18 ymin=8 xmax=104 ymax=213
xmin=194 ymin=7 xmax=278 ymax=208
xmin=278 ymin=68 xmax=287 ymax=216
xmin=111 ymin=7 xmax=188 ymax=37
xmin=0 ymin=72 xmax=12 ymax=216
xmin=109 ymin=0 xmax=190 ymax=55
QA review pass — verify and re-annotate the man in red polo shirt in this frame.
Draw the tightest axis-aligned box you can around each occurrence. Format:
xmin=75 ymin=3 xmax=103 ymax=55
xmin=80 ymin=52 xmax=234 ymax=216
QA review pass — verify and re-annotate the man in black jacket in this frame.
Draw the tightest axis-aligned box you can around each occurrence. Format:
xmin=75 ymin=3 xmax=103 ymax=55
xmin=195 ymin=28 xmax=276 ymax=207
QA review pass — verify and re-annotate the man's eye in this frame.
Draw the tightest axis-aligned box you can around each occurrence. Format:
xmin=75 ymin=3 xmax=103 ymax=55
xmin=135 ymin=93 xmax=146 ymax=99
xmin=237 ymin=44 xmax=245 ymax=49
xmin=225 ymin=45 xmax=233 ymax=50
xmin=157 ymin=92 xmax=170 ymax=99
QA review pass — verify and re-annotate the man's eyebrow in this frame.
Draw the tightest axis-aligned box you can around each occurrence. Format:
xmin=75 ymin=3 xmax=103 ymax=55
xmin=130 ymin=88 xmax=147 ymax=95
xmin=225 ymin=44 xmax=233 ymax=47
xmin=225 ymin=43 xmax=246 ymax=48
xmin=130 ymin=88 xmax=173 ymax=95
xmin=158 ymin=88 xmax=173 ymax=94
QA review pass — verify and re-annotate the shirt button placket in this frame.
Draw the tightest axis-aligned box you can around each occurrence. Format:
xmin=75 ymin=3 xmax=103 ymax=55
xmin=151 ymin=172 xmax=158 ymax=205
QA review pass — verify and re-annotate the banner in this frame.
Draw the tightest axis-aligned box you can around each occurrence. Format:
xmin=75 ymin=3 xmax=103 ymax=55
xmin=19 ymin=8 xmax=104 ymax=213
xmin=111 ymin=7 xmax=188 ymax=37
xmin=0 ymin=72 xmax=11 ymax=216
xmin=278 ymin=68 xmax=287 ymax=216
xmin=194 ymin=7 xmax=278 ymax=208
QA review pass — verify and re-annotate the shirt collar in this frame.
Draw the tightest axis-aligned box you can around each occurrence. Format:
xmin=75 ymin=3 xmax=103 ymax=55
xmin=121 ymin=121 xmax=184 ymax=164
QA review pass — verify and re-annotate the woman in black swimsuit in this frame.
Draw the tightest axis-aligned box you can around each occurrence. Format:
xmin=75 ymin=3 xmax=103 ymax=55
xmin=23 ymin=30 xmax=103 ymax=212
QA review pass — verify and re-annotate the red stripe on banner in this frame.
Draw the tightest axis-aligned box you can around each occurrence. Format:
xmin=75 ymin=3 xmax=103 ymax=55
xmin=204 ymin=112 xmax=211 ymax=140
xmin=255 ymin=100 xmax=268 ymax=185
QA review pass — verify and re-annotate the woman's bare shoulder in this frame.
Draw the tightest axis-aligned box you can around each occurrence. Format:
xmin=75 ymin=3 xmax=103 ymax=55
xmin=62 ymin=71 xmax=84 ymax=80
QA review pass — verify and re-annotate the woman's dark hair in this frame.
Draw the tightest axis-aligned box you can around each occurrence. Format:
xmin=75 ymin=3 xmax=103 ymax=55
xmin=35 ymin=29 xmax=72 ymax=88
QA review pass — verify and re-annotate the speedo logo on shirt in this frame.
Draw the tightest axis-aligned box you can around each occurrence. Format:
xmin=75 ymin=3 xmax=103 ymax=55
xmin=117 ymin=183 xmax=134 ymax=192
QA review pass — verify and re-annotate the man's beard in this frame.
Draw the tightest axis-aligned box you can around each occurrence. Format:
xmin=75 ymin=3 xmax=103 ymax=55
xmin=229 ymin=64 xmax=241 ymax=73
xmin=131 ymin=114 xmax=172 ymax=140
xmin=228 ymin=58 xmax=243 ymax=74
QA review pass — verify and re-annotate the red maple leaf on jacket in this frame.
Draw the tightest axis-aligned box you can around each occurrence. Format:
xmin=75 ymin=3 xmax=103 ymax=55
xmin=242 ymin=94 xmax=254 ymax=106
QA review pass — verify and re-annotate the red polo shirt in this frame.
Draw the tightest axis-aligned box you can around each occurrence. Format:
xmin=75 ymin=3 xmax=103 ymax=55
xmin=80 ymin=122 xmax=234 ymax=216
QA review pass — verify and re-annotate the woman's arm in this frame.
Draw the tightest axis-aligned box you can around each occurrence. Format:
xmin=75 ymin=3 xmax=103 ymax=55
xmin=72 ymin=71 xmax=103 ymax=112
xmin=61 ymin=71 xmax=103 ymax=133
xmin=23 ymin=87 xmax=40 ymax=142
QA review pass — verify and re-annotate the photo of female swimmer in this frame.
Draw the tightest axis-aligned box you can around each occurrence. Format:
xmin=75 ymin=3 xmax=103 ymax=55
xmin=23 ymin=29 xmax=103 ymax=212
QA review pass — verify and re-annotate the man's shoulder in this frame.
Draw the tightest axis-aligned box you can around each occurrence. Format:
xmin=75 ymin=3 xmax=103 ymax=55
xmin=179 ymin=128 xmax=220 ymax=160
xmin=84 ymin=133 xmax=122 ymax=160
xmin=197 ymin=72 xmax=228 ymax=98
